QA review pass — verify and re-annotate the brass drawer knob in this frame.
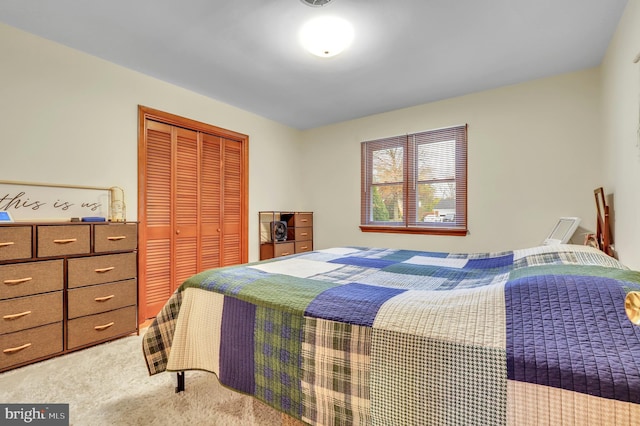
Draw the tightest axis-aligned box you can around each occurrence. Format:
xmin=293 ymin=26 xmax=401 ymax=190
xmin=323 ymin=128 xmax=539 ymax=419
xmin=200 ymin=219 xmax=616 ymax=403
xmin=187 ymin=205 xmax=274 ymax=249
xmin=625 ymin=291 xmax=640 ymax=325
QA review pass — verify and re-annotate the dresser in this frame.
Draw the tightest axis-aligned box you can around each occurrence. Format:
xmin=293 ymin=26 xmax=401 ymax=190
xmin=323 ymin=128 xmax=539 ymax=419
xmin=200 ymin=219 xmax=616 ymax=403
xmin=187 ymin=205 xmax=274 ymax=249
xmin=0 ymin=222 xmax=138 ymax=372
xmin=259 ymin=212 xmax=313 ymax=260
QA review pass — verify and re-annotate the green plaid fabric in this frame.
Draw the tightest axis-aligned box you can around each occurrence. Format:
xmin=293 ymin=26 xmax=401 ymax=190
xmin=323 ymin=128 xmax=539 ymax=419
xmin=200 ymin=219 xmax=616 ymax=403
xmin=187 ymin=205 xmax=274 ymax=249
xmin=141 ymin=290 xmax=183 ymax=375
xmin=302 ymin=318 xmax=372 ymax=425
xmin=254 ymin=305 xmax=304 ymax=418
xmin=513 ymin=247 xmax=626 ymax=269
xmin=510 ymin=264 xmax=640 ymax=282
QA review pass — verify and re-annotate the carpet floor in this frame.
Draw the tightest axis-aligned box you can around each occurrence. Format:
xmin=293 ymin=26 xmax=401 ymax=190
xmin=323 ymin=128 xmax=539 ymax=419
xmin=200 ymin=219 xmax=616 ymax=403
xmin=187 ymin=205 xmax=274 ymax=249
xmin=0 ymin=331 xmax=284 ymax=425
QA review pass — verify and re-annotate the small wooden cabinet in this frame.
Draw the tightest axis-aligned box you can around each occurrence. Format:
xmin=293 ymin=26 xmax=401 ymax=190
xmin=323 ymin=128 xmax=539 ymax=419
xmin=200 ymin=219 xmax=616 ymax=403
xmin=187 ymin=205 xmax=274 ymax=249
xmin=0 ymin=222 xmax=138 ymax=372
xmin=259 ymin=212 xmax=313 ymax=260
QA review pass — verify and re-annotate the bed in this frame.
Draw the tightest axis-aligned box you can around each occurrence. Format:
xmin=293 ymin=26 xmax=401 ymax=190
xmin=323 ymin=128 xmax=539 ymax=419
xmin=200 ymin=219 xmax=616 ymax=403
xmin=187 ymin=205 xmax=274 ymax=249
xmin=142 ymin=244 xmax=640 ymax=425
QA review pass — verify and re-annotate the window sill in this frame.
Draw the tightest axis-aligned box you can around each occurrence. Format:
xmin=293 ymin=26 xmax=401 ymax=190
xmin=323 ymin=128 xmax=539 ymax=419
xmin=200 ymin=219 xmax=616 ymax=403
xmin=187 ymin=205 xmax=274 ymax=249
xmin=359 ymin=225 xmax=468 ymax=236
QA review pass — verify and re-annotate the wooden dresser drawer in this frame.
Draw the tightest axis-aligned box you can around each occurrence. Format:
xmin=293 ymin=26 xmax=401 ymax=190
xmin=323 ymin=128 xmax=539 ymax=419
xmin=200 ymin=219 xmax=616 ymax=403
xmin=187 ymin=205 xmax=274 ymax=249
xmin=294 ymin=227 xmax=312 ymax=241
xmin=94 ymin=223 xmax=138 ymax=253
xmin=0 ymin=226 xmax=32 ymax=261
xmin=67 ymin=305 xmax=136 ymax=350
xmin=0 ymin=322 xmax=63 ymax=371
xmin=0 ymin=259 xmax=64 ymax=300
xmin=295 ymin=241 xmax=313 ymax=253
xmin=274 ymin=242 xmax=295 ymax=257
xmin=37 ymin=225 xmax=90 ymax=257
xmin=0 ymin=292 xmax=63 ymax=335
xmin=67 ymin=279 xmax=136 ymax=319
xmin=0 ymin=220 xmax=139 ymax=372
xmin=293 ymin=212 xmax=313 ymax=227
xmin=67 ymin=252 xmax=137 ymax=288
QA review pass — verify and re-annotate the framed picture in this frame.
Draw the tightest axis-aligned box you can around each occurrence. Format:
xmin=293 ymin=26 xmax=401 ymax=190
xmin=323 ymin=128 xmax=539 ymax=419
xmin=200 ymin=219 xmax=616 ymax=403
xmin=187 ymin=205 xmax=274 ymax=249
xmin=0 ymin=181 xmax=110 ymax=222
xmin=0 ymin=211 xmax=14 ymax=222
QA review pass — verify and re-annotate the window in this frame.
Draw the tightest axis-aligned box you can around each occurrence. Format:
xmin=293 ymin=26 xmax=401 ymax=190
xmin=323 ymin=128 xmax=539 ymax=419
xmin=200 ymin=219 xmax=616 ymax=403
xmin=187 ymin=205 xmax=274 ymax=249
xmin=360 ymin=124 xmax=467 ymax=236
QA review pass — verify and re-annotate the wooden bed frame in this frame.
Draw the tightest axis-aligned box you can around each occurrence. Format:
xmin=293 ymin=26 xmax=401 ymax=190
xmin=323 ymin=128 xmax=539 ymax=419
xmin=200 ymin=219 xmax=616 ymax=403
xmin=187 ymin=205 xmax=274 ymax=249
xmin=594 ymin=187 xmax=614 ymax=257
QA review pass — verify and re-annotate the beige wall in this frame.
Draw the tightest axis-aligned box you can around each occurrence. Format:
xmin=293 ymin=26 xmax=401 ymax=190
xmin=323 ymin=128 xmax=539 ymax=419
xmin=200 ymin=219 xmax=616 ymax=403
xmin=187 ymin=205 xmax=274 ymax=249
xmin=601 ymin=0 xmax=640 ymax=269
xmin=301 ymin=69 xmax=603 ymax=254
xmin=0 ymin=23 xmax=303 ymax=262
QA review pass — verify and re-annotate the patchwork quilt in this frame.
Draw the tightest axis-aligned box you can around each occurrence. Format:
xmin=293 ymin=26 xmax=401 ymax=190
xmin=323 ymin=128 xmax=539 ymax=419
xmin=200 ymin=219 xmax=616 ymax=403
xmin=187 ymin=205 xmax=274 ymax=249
xmin=143 ymin=245 xmax=640 ymax=425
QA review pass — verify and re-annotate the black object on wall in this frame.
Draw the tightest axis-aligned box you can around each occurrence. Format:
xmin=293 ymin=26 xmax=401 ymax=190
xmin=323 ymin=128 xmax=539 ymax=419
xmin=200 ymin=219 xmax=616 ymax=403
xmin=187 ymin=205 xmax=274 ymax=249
xmin=271 ymin=221 xmax=288 ymax=242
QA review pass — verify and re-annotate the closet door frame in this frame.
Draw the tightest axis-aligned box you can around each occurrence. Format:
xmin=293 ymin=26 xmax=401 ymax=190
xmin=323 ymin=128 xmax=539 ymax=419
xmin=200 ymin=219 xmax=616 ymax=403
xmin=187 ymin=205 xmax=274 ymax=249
xmin=137 ymin=105 xmax=249 ymax=324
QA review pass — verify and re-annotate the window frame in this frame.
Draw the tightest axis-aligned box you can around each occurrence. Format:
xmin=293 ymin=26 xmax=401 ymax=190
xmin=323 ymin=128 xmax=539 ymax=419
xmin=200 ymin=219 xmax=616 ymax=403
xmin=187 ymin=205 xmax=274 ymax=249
xmin=360 ymin=124 xmax=468 ymax=236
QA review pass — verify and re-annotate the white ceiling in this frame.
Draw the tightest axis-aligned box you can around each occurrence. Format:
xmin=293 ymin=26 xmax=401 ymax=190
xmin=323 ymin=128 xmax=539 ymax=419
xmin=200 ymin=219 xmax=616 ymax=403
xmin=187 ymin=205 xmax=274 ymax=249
xmin=0 ymin=0 xmax=628 ymax=130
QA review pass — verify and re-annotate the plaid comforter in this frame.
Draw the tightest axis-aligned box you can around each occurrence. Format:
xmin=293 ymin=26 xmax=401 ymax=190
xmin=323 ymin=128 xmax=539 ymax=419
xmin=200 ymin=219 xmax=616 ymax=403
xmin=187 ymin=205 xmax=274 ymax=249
xmin=143 ymin=245 xmax=640 ymax=425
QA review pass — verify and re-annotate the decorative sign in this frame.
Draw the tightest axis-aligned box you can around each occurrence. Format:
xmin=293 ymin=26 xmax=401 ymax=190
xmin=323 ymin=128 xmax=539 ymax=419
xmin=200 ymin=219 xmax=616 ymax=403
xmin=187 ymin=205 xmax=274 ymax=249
xmin=0 ymin=181 xmax=110 ymax=222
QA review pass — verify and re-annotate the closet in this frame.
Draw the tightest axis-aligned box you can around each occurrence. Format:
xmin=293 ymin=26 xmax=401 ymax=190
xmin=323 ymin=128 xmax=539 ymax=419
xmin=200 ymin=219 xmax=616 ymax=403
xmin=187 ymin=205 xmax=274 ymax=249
xmin=137 ymin=106 xmax=248 ymax=322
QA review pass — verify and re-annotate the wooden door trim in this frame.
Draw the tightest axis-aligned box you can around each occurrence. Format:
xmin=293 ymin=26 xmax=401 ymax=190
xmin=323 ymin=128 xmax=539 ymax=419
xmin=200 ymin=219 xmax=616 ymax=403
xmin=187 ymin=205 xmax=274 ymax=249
xmin=137 ymin=105 xmax=249 ymax=324
xmin=139 ymin=105 xmax=249 ymax=142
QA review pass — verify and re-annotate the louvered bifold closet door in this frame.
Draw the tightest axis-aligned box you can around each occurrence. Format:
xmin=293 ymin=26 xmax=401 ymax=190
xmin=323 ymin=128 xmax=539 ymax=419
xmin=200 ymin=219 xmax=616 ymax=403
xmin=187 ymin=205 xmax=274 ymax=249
xmin=222 ymin=139 xmax=243 ymax=266
xmin=140 ymin=108 xmax=247 ymax=321
xmin=200 ymin=134 xmax=222 ymax=270
xmin=144 ymin=121 xmax=173 ymax=317
xmin=174 ymin=128 xmax=199 ymax=291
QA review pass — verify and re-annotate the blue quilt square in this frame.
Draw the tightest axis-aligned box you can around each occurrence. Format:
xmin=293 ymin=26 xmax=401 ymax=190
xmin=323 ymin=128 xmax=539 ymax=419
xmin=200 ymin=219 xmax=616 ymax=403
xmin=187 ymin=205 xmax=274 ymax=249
xmin=305 ymin=283 xmax=405 ymax=326
xmin=506 ymin=274 xmax=640 ymax=403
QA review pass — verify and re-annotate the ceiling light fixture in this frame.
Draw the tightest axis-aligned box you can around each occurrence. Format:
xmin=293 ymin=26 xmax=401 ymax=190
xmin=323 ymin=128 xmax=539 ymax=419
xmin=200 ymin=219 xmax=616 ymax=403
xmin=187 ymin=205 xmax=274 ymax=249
xmin=299 ymin=0 xmax=333 ymax=7
xmin=299 ymin=15 xmax=354 ymax=58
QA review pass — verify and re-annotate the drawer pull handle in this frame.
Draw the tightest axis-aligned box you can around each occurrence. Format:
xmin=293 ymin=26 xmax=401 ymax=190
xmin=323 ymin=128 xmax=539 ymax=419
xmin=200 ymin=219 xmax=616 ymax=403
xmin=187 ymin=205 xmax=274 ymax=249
xmin=94 ymin=295 xmax=115 ymax=302
xmin=95 ymin=267 xmax=115 ymax=273
xmin=4 ymin=277 xmax=33 ymax=285
xmin=0 ymin=241 xmax=15 ymax=247
xmin=3 ymin=311 xmax=32 ymax=320
xmin=301 ymin=219 xmax=308 ymax=223
xmin=3 ymin=343 xmax=31 ymax=354
xmin=107 ymin=236 xmax=127 ymax=241
xmin=281 ymin=252 xmax=291 ymax=256
xmin=53 ymin=238 xmax=77 ymax=244
xmin=94 ymin=322 xmax=114 ymax=331
xmin=300 ymin=246 xmax=308 ymax=250
xmin=300 ymin=232 xmax=308 ymax=237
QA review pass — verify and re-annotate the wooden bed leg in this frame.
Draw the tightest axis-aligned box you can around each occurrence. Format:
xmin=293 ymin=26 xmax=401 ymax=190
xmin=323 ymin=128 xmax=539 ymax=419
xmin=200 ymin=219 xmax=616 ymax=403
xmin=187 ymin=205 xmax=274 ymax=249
xmin=175 ymin=371 xmax=185 ymax=393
